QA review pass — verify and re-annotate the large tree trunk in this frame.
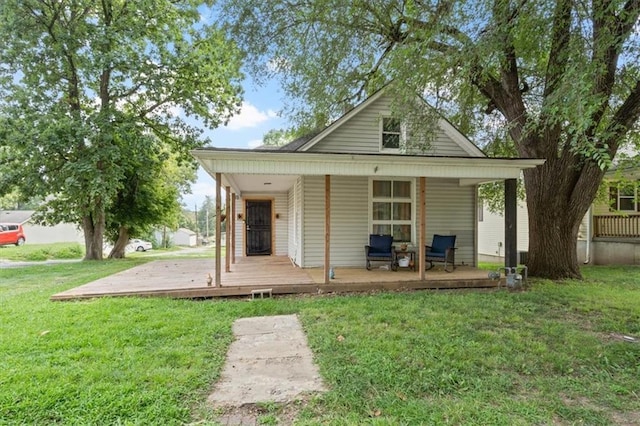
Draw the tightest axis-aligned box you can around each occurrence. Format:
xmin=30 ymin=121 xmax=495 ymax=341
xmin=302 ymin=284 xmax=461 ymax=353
xmin=108 ymin=226 xmax=130 ymax=259
xmin=82 ymin=211 xmax=105 ymax=260
xmin=523 ymin=158 xmax=606 ymax=279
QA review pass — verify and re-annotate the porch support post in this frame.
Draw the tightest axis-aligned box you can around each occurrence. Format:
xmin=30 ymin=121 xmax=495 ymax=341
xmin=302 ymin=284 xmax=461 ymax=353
xmin=419 ymin=177 xmax=426 ymax=280
xmin=324 ymin=175 xmax=331 ymax=284
xmin=231 ymin=194 xmax=236 ymax=264
xmin=225 ymin=186 xmax=231 ymax=273
xmin=505 ymin=178 xmax=517 ymax=268
xmin=215 ymin=173 xmax=222 ymax=287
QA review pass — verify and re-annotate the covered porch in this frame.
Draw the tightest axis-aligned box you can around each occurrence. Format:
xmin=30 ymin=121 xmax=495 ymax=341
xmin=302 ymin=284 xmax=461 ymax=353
xmin=193 ymin=149 xmax=545 ymax=287
xmin=50 ymin=256 xmax=503 ymax=301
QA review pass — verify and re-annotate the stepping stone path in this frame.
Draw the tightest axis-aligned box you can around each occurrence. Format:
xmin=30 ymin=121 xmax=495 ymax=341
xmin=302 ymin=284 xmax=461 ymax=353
xmin=208 ymin=315 xmax=326 ymax=425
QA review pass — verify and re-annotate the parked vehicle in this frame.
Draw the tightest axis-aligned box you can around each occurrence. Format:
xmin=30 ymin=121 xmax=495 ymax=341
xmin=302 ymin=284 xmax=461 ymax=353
xmin=0 ymin=223 xmax=26 ymax=246
xmin=128 ymin=239 xmax=152 ymax=252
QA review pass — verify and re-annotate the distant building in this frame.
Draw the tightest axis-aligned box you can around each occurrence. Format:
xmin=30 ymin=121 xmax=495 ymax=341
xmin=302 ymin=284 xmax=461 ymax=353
xmin=0 ymin=210 xmax=83 ymax=244
xmin=154 ymin=228 xmax=197 ymax=247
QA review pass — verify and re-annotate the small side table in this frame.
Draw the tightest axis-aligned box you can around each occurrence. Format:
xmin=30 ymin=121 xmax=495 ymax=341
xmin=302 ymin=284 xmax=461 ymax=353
xmin=393 ymin=248 xmax=416 ymax=271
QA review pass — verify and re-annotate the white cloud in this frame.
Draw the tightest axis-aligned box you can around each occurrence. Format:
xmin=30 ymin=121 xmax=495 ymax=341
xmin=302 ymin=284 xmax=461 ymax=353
xmin=226 ymin=102 xmax=278 ymax=130
xmin=247 ymin=139 xmax=263 ymax=148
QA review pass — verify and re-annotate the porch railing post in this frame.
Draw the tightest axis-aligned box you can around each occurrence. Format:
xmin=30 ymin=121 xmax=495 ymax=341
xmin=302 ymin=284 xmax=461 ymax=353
xmin=419 ymin=177 xmax=426 ymax=280
xmin=324 ymin=175 xmax=331 ymax=285
xmin=504 ymin=178 xmax=518 ymax=268
xmin=225 ymin=186 xmax=231 ymax=273
xmin=215 ymin=172 xmax=222 ymax=287
xmin=231 ymin=194 xmax=236 ymax=264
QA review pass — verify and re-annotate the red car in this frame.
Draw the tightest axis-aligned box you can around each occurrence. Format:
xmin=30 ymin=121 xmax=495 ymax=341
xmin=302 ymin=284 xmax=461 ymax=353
xmin=0 ymin=223 xmax=26 ymax=246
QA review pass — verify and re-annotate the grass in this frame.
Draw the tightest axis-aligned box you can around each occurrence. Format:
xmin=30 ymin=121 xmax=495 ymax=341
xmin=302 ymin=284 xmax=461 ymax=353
xmin=0 ymin=242 xmax=217 ymax=262
xmin=1 ymin=262 xmax=639 ymax=425
xmin=0 ymin=242 xmax=83 ymax=261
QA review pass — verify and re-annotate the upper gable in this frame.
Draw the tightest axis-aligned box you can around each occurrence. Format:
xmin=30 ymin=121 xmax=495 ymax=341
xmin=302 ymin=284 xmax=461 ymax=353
xmin=304 ymin=93 xmax=484 ymax=157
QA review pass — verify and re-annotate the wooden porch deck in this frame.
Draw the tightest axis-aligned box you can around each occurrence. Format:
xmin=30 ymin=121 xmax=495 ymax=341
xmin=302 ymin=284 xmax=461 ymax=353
xmin=50 ymin=256 xmax=503 ymax=301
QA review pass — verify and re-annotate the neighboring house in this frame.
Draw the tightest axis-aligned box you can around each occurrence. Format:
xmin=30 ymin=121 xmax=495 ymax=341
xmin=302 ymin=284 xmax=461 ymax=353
xmin=479 ymin=165 xmax=640 ymax=265
xmin=0 ymin=210 xmax=83 ymax=245
xmin=579 ymin=166 xmax=640 ymax=264
xmin=477 ymin=200 xmax=530 ymax=263
xmin=192 ymin=86 xmax=544 ymax=284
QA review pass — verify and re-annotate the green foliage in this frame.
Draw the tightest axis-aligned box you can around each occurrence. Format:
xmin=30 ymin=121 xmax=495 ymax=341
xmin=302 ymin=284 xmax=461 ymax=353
xmin=0 ymin=0 xmax=243 ymax=258
xmin=262 ymin=128 xmax=297 ymax=146
xmin=1 ymin=263 xmax=640 ymax=424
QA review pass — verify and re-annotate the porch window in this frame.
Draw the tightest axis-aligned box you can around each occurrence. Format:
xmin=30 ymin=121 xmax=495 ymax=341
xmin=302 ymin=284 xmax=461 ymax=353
xmin=381 ymin=117 xmax=401 ymax=150
xmin=371 ymin=179 xmax=412 ymax=242
xmin=609 ymin=182 xmax=640 ymax=212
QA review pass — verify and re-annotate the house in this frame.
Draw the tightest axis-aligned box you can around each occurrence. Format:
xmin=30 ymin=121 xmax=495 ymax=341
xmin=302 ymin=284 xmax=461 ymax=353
xmin=192 ymin=87 xmax=545 ymax=286
xmin=579 ymin=164 xmax=640 ymax=264
xmin=0 ymin=210 xmax=83 ymax=245
xmin=477 ymin=200 xmax=530 ymax=263
xmin=479 ymin=164 xmax=640 ymax=265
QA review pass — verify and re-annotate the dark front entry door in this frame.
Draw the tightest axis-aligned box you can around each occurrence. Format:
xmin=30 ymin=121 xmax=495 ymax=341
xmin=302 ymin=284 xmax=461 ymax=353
xmin=245 ymin=200 xmax=272 ymax=256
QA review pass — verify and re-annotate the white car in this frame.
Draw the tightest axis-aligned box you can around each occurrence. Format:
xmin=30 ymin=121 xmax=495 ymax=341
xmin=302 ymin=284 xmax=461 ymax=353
xmin=128 ymin=239 xmax=153 ymax=252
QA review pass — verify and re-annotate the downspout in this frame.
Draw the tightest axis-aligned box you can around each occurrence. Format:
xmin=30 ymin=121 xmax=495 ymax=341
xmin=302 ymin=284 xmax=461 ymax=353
xmin=584 ymin=206 xmax=591 ymax=264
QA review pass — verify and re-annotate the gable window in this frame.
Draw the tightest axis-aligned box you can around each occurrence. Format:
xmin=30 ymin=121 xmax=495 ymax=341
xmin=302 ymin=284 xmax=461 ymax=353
xmin=371 ymin=179 xmax=412 ymax=242
xmin=610 ymin=182 xmax=640 ymax=212
xmin=381 ymin=117 xmax=401 ymax=150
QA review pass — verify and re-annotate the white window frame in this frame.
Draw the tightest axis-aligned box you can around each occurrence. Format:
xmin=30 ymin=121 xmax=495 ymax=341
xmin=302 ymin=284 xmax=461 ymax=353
xmin=368 ymin=177 xmax=415 ymax=244
xmin=380 ymin=116 xmax=404 ymax=152
xmin=611 ymin=182 xmax=640 ymax=212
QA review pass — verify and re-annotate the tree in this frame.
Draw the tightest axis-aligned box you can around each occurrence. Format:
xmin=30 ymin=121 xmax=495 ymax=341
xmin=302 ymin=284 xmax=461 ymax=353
xmin=262 ymin=128 xmax=297 ymax=147
xmin=0 ymin=0 xmax=242 ymax=260
xmin=221 ymin=0 xmax=640 ymax=278
xmin=105 ymin=135 xmax=196 ymax=259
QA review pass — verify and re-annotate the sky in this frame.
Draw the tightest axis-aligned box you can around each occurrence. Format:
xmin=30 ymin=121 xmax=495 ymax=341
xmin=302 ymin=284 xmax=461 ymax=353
xmin=180 ymin=77 xmax=290 ymax=209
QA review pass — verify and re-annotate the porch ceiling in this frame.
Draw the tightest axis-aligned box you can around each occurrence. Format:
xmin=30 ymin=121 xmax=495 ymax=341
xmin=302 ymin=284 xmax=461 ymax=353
xmin=225 ymin=174 xmax=298 ymax=193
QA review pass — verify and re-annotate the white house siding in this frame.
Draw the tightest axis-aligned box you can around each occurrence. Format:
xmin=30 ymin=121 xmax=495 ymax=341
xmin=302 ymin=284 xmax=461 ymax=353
xmin=477 ymin=203 xmax=529 ymax=261
xmin=424 ymin=179 xmax=477 ymax=267
xmin=301 ymin=174 xmax=356 ymax=268
xmin=301 ymin=176 xmax=325 ymax=267
xmin=22 ymin=223 xmax=84 ymax=245
xmin=328 ymin=176 xmax=369 ymax=267
xmin=306 ymin=95 xmax=469 ymax=156
xmin=233 ymin=196 xmax=243 ymax=259
xmin=302 ymin=175 xmax=369 ymax=268
xmin=287 ymin=178 xmax=303 ymax=265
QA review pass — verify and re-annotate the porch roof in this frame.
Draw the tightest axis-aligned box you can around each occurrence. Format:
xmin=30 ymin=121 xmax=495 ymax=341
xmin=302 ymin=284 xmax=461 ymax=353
xmin=192 ymin=148 xmax=545 ymax=195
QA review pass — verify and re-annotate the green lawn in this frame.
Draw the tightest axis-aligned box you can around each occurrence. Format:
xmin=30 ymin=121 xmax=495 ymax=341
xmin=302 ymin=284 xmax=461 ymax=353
xmin=1 ymin=262 xmax=639 ymax=425
xmin=0 ymin=242 xmax=84 ymax=261
xmin=0 ymin=242 xmax=217 ymax=262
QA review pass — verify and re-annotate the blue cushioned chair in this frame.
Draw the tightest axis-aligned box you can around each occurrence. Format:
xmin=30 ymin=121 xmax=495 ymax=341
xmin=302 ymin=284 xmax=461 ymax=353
xmin=365 ymin=234 xmax=395 ymax=270
xmin=425 ymin=234 xmax=457 ymax=272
